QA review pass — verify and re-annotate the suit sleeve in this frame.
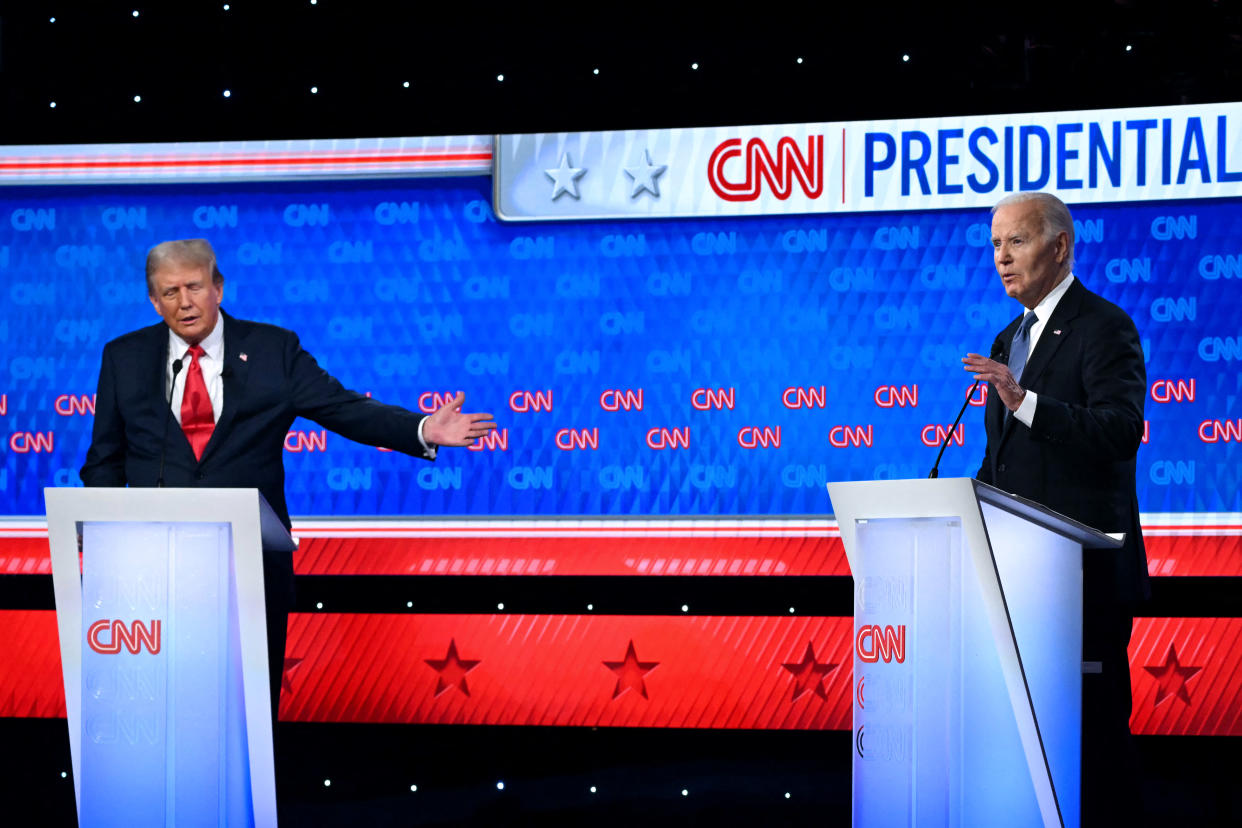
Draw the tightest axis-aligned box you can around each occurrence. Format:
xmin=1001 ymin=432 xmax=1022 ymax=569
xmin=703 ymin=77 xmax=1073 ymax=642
xmin=80 ymin=344 xmax=128 ymax=486
xmin=283 ymin=332 xmax=433 ymax=459
xmin=1027 ymin=309 xmax=1146 ymax=462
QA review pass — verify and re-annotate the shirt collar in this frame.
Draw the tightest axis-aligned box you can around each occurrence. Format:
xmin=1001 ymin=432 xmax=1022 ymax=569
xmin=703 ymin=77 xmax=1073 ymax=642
xmin=168 ymin=313 xmax=224 ymax=363
xmin=1031 ymin=273 xmax=1075 ymax=323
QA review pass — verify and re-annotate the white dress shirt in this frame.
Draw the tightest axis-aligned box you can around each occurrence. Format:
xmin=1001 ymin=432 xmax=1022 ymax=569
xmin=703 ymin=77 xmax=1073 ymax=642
xmin=1013 ymin=273 xmax=1075 ymax=427
xmin=166 ymin=316 xmax=225 ymax=424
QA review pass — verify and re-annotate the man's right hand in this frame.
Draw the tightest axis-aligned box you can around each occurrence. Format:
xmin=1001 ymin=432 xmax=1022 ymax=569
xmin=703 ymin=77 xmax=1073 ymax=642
xmin=422 ymin=392 xmax=497 ymax=447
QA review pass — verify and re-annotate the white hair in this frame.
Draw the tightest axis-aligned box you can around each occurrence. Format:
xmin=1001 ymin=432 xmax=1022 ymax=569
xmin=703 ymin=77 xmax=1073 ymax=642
xmin=992 ymin=192 xmax=1075 ymax=270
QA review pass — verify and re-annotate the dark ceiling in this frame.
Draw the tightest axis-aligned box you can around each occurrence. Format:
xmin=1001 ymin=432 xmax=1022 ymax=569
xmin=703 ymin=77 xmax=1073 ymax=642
xmin=2 ymin=1 xmax=1239 ymax=145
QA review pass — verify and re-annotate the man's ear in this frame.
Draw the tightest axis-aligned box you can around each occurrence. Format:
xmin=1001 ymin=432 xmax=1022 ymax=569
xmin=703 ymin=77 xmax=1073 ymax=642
xmin=1055 ymin=231 xmax=1070 ymax=264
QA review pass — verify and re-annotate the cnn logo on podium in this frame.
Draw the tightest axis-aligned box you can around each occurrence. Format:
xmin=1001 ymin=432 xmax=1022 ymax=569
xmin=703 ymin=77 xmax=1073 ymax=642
xmin=87 ymin=620 xmax=162 ymax=655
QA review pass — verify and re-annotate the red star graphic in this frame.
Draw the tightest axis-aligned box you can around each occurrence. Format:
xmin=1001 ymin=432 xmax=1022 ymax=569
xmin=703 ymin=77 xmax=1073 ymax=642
xmin=782 ymin=642 xmax=838 ymax=701
xmin=603 ymin=640 xmax=660 ymax=700
xmin=425 ymin=639 xmax=481 ymax=697
xmin=281 ymin=656 xmax=304 ymax=694
xmin=1143 ymin=644 xmax=1203 ymax=707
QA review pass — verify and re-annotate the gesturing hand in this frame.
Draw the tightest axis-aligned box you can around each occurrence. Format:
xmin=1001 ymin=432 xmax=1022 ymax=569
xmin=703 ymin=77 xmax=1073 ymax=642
xmin=423 ymin=392 xmax=497 ymax=447
xmin=962 ymin=353 xmax=1026 ymax=412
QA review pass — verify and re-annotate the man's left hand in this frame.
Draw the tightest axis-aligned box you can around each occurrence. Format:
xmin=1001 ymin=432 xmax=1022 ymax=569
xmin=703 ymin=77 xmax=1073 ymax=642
xmin=423 ymin=392 xmax=497 ymax=447
xmin=962 ymin=353 xmax=1026 ymax=412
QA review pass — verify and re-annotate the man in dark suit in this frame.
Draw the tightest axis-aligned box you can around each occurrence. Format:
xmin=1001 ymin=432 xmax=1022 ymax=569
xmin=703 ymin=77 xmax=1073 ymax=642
xmin=80 ymin=238 xmax=496 ymax=717
xmin=963 ymin=192 xmax=1148 ymax=822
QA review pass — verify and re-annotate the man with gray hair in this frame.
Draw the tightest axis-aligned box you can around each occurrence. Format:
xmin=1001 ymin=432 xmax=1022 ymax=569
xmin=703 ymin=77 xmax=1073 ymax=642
xmin=82 ymin=238 xmax=496 ymax=720
xmin=963 ymin=192 xmax=1148 ymax=821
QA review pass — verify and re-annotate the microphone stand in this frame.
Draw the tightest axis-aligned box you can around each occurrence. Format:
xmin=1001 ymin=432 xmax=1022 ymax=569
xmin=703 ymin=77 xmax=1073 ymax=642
xmin=156 ymin=358 xmax=184 ymax=488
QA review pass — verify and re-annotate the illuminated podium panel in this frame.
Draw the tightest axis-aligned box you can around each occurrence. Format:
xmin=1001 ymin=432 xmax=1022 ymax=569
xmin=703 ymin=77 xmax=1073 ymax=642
xmin=827 ymin=478 xmax=1121 ymax=828
xmin=45 ymin=488 xmax=295 ymax=828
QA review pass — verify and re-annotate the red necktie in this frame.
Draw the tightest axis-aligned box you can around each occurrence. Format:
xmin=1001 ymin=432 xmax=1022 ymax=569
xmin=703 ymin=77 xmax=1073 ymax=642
xmin=180 ymin=345 xmax=215 ymax=461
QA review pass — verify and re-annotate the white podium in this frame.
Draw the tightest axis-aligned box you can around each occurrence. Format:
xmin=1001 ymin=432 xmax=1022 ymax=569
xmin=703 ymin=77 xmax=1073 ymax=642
xmin=827 ymin=478 xmax=1122 ymax=828
xmin=45 ymin=488 xmax=295 ymax=828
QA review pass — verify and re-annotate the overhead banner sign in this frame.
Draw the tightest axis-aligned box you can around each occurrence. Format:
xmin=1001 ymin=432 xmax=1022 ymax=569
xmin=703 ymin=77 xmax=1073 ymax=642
xmin=494 ymin=101 xmax=1242 ymax=220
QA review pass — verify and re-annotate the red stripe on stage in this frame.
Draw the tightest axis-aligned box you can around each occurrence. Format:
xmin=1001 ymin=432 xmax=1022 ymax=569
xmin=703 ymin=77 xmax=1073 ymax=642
xmin=1128 ymin=617 xmax=1242 ymax=736
xmin=293 ymin=535 xmax=851 ymax=576
xmin=278 ymin=613 xmax=855 ymax=729
xmin=1 ymin=609 xmax=1241 ymax=734
xmin=0 ymin=611 xmax=65 ymax=718
xmin=4 ymin=532 xmax=1239 ymax=577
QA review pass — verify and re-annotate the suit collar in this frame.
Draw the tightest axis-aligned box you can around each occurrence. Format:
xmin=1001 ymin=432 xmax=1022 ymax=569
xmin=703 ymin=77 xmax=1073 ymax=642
xmin=1017 ymin=277 xmax=1086 ymax=390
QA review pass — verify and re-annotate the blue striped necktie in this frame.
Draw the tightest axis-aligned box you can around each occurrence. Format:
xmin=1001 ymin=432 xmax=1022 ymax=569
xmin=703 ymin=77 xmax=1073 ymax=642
xmin=1008 ymin=312 xmax=1038 ymax=384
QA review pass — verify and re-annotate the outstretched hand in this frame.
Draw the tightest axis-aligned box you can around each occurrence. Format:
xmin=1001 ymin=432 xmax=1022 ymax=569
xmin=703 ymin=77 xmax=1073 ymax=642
xmin=423 ymin=391 xmax=497 ymax=447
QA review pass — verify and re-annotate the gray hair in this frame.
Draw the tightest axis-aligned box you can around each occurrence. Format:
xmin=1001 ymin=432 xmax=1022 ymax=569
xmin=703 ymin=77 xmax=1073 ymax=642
xmin=992 ymin=192 xmax=1075 ymax=270
xmin=145 ymin=239 xmax=224 ymax=295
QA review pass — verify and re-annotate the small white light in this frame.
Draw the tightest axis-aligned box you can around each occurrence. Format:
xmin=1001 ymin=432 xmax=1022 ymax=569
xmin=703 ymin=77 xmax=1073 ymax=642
xmin=311 ymin=0 xmax=318 ymax=4
xmin=902 ymin=54 xmax=910 ymax=62
xmin=323 ymin=779 xmax=331 ymax=787
xmin=406 ymin=601 xmax=413 ymax=608
xmin=496 ymin=781 xmax=505 ymax=790
xmin=222 ymin=89 xmax=231 ymax=98
xmin=789 ymin=607 xmax=795 ymax=613
xmin=681 ymin=788 xmax=689 ymax=796
xmin=785 ymin=792 xmax=791 ymax=799
xmin=50 ymin=17 xmax=57 ymax=23
xmin=1125 ymin=44 xmax=1133 ymax=52
xmin=796 ymin=57 xmax=803 ymax=64
xmin=60 ymin=771 xmax=68 ymax=778
xmin=316 ymin=602 xmax=323 ymax=609
xmin=133 ymin=95 xmax=142 ymax=103
xmin=410 ymin=784 xmax=418 ymax=792
xmin=132 ymin=10 xmax=140 ymax=18
xmin=49 ymin=101 xmax=57 ymax=109
xmin=496 ymin=74 xmax=504 ymax=82
xmin=403 ymin=81 xmax=410 ymax=88
xmin=223 ymin=3 xmax=230 ymax=9
xmin=587 ymin=603 xmax=594 ymax=611
xmin=310 ymin=86 xmax=318 ymax=94
xmin=593 ymin=68 xmax=599 ymax=75
xmin=590 ymin=786 xmax=597 ymax=793
xmin=681 ymin=604 xmax=689 ymax=612
xmin=691 ymin=62 xmax=699 ymax=70
xmin=497 ymin=602 xmax=505 ymax=610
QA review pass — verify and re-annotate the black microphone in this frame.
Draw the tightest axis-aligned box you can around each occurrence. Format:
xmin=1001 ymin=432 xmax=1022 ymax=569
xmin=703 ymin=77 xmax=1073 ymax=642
xmin=928 ymin=340 xmax=1005 ymax=479
xmin=156 ymin=358 xmax=185 ymax=488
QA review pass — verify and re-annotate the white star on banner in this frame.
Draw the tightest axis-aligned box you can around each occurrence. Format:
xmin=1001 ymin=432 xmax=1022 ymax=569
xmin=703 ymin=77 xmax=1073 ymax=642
xmin=545 ymin=152 xmax=587 ymax=200
xmin=623 ymin=149 xmax=668 ymax=198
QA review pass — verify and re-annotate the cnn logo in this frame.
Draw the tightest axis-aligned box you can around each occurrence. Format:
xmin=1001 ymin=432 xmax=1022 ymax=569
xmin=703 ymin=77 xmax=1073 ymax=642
xmin=87 ymin=620 xmax=162 ymax=655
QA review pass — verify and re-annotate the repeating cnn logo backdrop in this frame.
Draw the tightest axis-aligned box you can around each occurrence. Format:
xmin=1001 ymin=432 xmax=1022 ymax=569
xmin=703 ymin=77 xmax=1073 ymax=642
xmin=0 ymin=178 xmax=1237 ymax=517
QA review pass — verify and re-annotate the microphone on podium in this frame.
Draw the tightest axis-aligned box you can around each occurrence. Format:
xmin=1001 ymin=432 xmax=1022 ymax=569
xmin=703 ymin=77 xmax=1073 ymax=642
xmin=927 ymin=340 xmax=1006 ymax=479
xmin=156 ymin=358 xmax=185 ymax=488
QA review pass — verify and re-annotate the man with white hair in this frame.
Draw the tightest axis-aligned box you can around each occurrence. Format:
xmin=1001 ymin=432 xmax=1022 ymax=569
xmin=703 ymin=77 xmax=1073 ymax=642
xmin=964 ymin=192 xmax=1148 ymax=821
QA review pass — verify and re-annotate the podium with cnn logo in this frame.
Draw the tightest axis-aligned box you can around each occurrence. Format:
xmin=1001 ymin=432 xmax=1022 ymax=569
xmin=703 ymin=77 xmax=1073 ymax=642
xmin=45 ymin=488 xmax=295 ymax=828
xmin=828 ymin=478 xmax=1122 ymax=828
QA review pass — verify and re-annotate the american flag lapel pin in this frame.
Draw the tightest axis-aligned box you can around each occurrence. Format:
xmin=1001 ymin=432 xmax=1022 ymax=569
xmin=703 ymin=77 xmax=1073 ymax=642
xmin=239 ymin=353 xmax=248 ymax=362
xmin=1052 ymin=329 xmax=1062 ymax=335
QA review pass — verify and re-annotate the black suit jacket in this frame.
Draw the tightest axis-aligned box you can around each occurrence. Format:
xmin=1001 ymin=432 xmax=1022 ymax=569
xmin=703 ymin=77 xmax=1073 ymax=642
xmin=976 ymin=277 xmax=1150 ymax=603
xmin=80 ymin=310 xmax=433 ymax=532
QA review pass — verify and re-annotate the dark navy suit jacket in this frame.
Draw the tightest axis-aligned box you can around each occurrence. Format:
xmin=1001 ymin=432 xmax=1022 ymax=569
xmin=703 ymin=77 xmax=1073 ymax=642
xmin=976 ymin=277 xmax=1150 ymax=604
xmin=80 ymin=310 xmax=433 ymax=533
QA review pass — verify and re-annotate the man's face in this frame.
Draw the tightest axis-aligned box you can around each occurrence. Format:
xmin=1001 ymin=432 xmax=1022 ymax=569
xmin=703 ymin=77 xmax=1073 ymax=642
xmin=148 ymin=264 xmax=223 ymax=345
xmin=991 ymin=201 xmax=1069 ymax=309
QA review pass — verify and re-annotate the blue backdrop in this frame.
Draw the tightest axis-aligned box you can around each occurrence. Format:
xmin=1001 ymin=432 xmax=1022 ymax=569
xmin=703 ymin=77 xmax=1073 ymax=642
xmin=1 ymin=177 xmax=1237 ymax=516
